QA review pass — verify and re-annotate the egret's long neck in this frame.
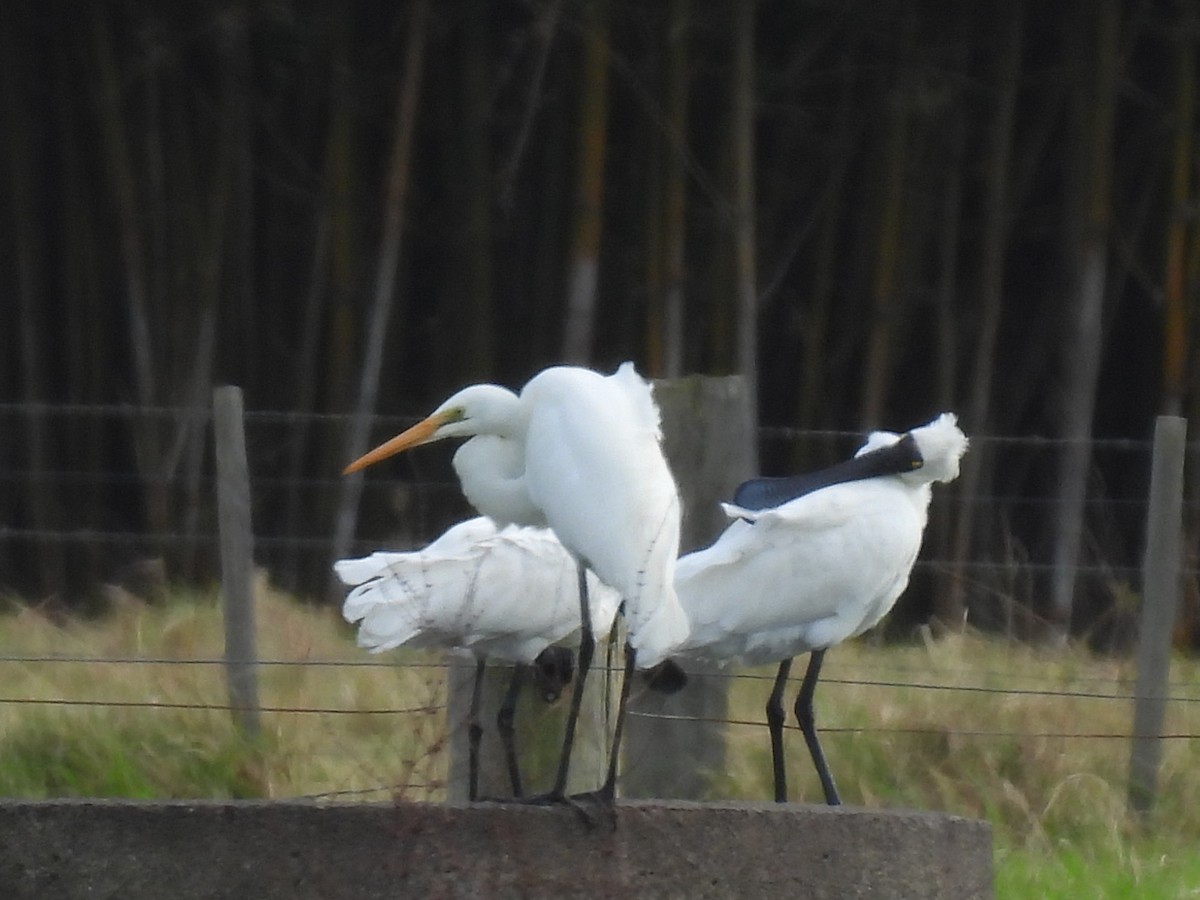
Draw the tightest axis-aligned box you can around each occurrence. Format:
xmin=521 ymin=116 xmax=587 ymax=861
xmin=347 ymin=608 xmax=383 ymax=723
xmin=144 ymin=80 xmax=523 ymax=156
xmin=453 ymin=437 xmax=545 ymax=528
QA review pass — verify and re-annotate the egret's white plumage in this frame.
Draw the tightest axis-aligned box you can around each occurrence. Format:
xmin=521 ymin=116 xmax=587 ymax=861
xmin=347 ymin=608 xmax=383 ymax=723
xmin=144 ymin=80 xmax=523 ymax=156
xmin=335 ymin=516 xmax=622 ymax=801
xmin=343 ymin=362 xmax=686 ymax=801
xmin=670 ymin=412 xmax=968 ymax=804
xmin=345 ymin=363 xmax=686 ymax=665
xmin=519 ymin=364 xmax=685 ymax=664
xmin=336 ymin=517 xmax=621 ymax=663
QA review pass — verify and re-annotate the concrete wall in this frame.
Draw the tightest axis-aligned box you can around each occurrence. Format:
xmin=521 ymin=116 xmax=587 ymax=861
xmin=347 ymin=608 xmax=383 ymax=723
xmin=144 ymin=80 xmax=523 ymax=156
xmin=0 ymin=799 xmax=993 ymax=899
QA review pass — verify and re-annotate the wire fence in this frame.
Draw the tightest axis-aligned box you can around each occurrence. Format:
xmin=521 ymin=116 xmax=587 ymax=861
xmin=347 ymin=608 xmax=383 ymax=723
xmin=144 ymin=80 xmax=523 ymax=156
xmin=3 ymin=400 xmax=1191 ymax=589
xmin=1 ymin=646 xmax=1198 ymax=807
xmin=1 ymin=400 xmax=1198 ymax=808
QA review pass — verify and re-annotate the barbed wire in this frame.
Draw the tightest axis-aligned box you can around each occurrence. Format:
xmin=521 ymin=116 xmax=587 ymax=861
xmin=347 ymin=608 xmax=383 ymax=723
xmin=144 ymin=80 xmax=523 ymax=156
xmin=0 ymin=401 xmax=415 ymax=428
xmin=2 ymin=400 xmax=1188 ymax=454
xmin=0 ymin=696 xmax=441 ymax=715
xmin=756 ymin=424 xmax=1158 ymax=451
xmin=0 ymin=656 xmax=1195 ymax=703
xmin=0 ymin=529 xmax=1166 ymax=581
xmin=0 ymin=691 xmax=1195 ymax=742
xmin=625 ymin=709 xmax=1200 ymax=741
xmin=296 ymin=785 xmax=439 ymax=801
xmin=0 ymin=467 xmax=1162 ymax=512
xmin=8 ymin=650 xmax=1197 ymax=694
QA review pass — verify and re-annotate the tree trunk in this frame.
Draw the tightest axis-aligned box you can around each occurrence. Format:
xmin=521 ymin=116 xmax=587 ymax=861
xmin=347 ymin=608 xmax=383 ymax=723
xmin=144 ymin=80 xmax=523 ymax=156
xmin=660 ymin=0 xmax=689 ymax=378
xmin=795 ymin=48 xmax=857 ymax=445
xmin=91 ymin=9 xmax=170 ymax=552
xmin=647 ymin=0 xmax=689 ymax=378
xmin=731 ymin=0 xmax=759 ymax=466
xmin=1049 ymin=0 xmax=1119 ymax=639
xmin=561 ymin=0 xmax=610 ymax=365
xmin=330 ymin=0 xmax=430 ymax=599
xmin=453 ymin=0 xmax=495 ymax=382
xmin=947 ymin=2 xmax=1023 ymax=628
xmin=859 ymin=11 xmax=915 ymax=428
xmin=1162 ymin=5 xmax=1194 ymax=416
xmin=2 ymin=23 xmax=61 ymax=594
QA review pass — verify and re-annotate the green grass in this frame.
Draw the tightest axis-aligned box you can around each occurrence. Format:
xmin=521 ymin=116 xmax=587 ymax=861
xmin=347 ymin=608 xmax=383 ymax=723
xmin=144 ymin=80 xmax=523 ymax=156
xmin=0 ymin=582 xmax=449 ymax=802
xmin=2 ymin=586 xmax=1199 ymax=897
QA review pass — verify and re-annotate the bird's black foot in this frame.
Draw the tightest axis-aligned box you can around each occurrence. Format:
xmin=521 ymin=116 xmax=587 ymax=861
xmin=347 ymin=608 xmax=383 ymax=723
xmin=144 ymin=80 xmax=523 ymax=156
xmin=513 ymin=790 xmax=608 ymax=828
xmin=565 ymin=788 xmax=617 ymax=831
xmin=642 ymin=659 xmax=688 ymax=694
xmin=518 ymin=790 xmax=564 ymax=806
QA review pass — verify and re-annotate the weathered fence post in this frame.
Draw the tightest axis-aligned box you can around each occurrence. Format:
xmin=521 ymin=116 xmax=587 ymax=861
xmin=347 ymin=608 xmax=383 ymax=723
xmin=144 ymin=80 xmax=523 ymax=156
xmin=445 ymin=649 xmax=612 ymax=801
xmin=1127 ymin=415 xmax=1186 ymax=817
xmin=213 ymin=386 xmax=261 ymax=740
xmin=622 ymin=375 xmax=755 ymax=799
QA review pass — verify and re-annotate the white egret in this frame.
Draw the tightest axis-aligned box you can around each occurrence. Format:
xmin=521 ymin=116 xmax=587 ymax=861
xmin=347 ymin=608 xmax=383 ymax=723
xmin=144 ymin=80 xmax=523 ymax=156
xmin=335 ymin=517 xmax=621 ymax=801
xmin=670 ymin=413 xmax=968 ymax=804
xmin=343 ymin=363 xmax=686 ymax=802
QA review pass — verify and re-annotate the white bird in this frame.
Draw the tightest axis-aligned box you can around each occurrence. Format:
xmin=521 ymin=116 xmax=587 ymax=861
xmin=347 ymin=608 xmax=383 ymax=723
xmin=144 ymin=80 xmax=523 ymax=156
xmin=343 ymin=363 xmax=687 ymax=803
xmin=335 ymin=516 xmax=621 ymax=801
xmin=670 ymin=413 xmax=968 ymax=804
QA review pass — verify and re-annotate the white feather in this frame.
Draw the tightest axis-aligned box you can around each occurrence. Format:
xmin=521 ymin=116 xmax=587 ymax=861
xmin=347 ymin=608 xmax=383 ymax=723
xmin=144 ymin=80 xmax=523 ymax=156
xmin=336 ymin=517 xmax=622 ymax=663
xmin=673 ymin=413 xmax=969 ymax=666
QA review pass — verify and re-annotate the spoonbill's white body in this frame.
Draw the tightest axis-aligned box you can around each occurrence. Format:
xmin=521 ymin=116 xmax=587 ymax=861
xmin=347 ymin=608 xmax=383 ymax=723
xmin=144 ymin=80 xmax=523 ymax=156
xmin=672 ymin=413 xmax=969 ymax=804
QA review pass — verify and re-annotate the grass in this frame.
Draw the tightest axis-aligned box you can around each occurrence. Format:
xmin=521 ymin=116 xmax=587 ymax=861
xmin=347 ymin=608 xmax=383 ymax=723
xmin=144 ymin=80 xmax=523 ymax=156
xmin=0 ymin=581 xmax=450 ymax=802
xmin=2 ymin=585 xmax=1199 ymax=897
xmin=716 ymin=634 xmax=1200 ymax=899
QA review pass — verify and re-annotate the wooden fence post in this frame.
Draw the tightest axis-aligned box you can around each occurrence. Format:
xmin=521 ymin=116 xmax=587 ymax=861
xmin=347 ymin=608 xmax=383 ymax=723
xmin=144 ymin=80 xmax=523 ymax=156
xmin=622 ymin=375 xmax=755 ymax=799
xmin=1127 ymin=415 xmax=1186 ymax=817
xmin=213 ymin=386 xmax=261 ymax=740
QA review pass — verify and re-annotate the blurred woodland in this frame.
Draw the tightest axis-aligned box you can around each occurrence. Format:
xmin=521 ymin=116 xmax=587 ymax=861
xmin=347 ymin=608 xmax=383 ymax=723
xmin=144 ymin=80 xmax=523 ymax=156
xmin=2 ymin=1 xmax=1199 ymax=645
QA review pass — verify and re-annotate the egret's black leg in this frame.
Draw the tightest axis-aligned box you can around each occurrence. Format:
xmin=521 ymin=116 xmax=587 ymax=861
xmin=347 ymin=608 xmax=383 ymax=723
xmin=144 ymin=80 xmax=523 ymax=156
xmin=767 ymin=657 xmax=793 ymax=803
xmin=497 ymin=664 xmax=528 ymax=798
xmin=598 ymin=641 xmax=636 ymax=802
xmin=549 ymin=561 xmax=594 ymax=799
xmin=795 ymin=648 xmax=840 ymax=805
xmin=467 ymin=657 xmax=487 ymax=802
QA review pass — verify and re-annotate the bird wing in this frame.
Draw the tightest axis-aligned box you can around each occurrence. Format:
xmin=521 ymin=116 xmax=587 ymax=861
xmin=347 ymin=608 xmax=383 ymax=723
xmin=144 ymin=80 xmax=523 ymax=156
xmin=674 ymin=478 xmax=926 ymax=665
xmin=336 ymin=521 xmax=618 ymax=662
xmin=611 ymin=360 xmax=664 ymax=440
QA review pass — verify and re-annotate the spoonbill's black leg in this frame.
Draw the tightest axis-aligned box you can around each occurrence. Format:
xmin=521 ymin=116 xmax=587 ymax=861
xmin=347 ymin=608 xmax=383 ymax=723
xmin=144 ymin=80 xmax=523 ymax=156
xmin=795 ymin=648 xmax=840 ymax=805
xmin=497 ymin=664 xmax=528 ymax=798
xmin=467 ymin=657 xmax=487 ymax=802
xmin=766 ymin=657 xmax=794 ymax=802
xmin=548 ymin=561 xmax=594 ymax=799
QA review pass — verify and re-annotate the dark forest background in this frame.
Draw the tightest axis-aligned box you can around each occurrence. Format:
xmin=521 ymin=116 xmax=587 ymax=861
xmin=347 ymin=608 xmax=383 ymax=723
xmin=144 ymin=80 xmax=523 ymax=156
xmin=2 ymin=1 xmax=1198 ymax=647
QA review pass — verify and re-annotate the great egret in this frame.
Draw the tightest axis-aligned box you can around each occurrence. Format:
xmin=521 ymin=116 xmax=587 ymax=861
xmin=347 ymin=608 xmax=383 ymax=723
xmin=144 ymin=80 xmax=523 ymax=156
xmin=343 ymin=363 xmax=687 ymax=802
xmin=334 ymin=516 xmax=621 ymax=801
xmin=670 ymin=413 xmax=968 ymax=804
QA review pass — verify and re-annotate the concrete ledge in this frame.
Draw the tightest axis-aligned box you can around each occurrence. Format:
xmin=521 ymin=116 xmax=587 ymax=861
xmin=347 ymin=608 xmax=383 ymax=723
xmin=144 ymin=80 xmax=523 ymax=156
xmin=0 ymin=799 xmax=992 ymax=899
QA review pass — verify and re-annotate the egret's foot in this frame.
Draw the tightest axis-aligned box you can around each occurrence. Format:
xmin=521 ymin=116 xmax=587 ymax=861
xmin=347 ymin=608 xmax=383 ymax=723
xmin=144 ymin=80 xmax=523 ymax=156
xmin=568 ymin=786 xmax=615 ymax=806
xmin=514 ymin=790 xmax=604 ymax=828
xmin=565 ymin=788 xmax=617 ymax=831
xmin=514 ymin=790 xmax=566 ymax=806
